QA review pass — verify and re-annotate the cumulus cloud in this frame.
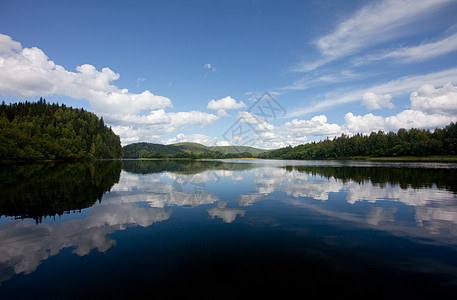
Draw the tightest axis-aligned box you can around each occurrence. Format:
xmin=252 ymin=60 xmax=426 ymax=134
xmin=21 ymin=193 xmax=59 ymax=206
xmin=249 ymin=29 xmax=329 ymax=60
xmin=283 ymin=115 xmax=342 ymax=136
xmin=231 ymin=114 xmax=343 ymax=149
xmin=207 ymin=96 xmax=246 ymax=116
xmin=0 ymin=34 xmax=172 ymax=114
xmin=343 ymin=110 xmax=457 ymax=135
xmin=0 ymin=33 xmax=219 ymax=144
xmin=362 ymin=92 xmax=394 ymax=110
xmin=410 ymin=82 xmax=457 ymax=115
xmin=163 ymin=133 xmax=217 ymax=145
xmin=109 ymin=110 xmax=219 ymax=145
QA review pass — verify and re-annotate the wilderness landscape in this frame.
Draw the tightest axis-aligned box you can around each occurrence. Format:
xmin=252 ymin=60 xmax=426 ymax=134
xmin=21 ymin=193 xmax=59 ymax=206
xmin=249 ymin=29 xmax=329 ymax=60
xmin=2 ymin=0 xmax=457 ymax=298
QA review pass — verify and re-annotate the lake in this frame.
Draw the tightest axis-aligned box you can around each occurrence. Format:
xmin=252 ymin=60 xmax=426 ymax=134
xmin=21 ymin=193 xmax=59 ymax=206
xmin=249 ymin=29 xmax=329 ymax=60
xmin=1 ymin=159 xmax=457 ymax=298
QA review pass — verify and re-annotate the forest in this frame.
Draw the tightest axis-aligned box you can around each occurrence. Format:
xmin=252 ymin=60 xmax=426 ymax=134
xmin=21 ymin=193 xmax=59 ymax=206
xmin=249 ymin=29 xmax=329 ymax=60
xmin=0 ymin=99 xmax=122 ymax=160
xmin=122 ymin=142 xmax=266 ymax=159
xmin=259 ymin=122 xmax=457 ymax=160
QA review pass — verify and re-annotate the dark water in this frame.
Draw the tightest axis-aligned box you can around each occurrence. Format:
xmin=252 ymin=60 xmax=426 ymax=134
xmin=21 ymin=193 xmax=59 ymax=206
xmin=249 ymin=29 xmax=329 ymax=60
xmin=1 ymin=159 xmax=457 ymax=298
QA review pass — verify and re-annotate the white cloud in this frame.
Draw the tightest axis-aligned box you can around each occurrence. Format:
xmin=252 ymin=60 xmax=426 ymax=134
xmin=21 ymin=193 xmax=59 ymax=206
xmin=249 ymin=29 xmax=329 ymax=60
xmin=237 ymin=111 xmax=261 ymax=124
xmin=207 ymin=96 xmax=246 ymax=116
xmin=283 ymin=70 xmax=360 ymax=90
xmin=356 ymin=32 xmax=457 ymax=64
xmin=294 ymin=0 xmax=453 ymax=71
xmin=0 ymin=34 xmax=172 ymax=114
xmin=163 ymin=133 xmax=217 ymax=145
xmin=110 ymin=110 xmax=219 ymax=145
xmin=203 ymin=63 xmax=216 ymax=76
xmin=233 ymin=114 xmax=343 ymax=149
xmin=410 ymin=82 xmax=457 ymax=115
xmin=0 ymin=33 xmax=219 ymax=144
xmin=289 ymin=67 xmax=457 ymax=117
xmin=343 ymin=110 xmax=457 ymax=135
xmin=362 ymin=92 xmax=394 ymax=110
xmin=283 ymin=115 xmax=342 ymax=136
xmin=215 ymin=140 xmax=232 ymax=146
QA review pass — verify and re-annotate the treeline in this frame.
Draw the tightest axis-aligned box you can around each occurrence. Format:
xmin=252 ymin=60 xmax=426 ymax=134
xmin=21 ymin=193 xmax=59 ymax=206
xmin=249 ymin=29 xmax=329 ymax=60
xmin=122 ymin=142 xmax=260 ymax=159
xmin=259 ymin=122 xmax=457 ymax=160
xmin=0 ymin=99 xmax=122 ymax=160
xmin=139 ymin=151 xmax=256 ymax=159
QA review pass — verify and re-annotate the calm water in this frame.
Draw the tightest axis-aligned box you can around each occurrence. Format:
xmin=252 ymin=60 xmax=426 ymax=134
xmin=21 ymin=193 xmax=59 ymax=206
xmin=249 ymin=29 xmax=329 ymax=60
xmin=1 ymin=159 xmax=457 ymax=298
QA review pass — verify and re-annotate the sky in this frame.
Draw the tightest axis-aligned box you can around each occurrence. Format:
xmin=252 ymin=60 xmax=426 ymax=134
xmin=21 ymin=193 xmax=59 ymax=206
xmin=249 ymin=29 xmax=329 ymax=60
xmin=1 ymin=0 xmax=457 ymax=149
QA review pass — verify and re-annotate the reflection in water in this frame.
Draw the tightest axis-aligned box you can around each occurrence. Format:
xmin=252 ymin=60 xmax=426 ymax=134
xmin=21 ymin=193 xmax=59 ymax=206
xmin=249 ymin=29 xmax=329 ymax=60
xmin=0 ymin=203 xmax=170 ymax=283
xmin=279 ymin=166 xmax=457 ymax=237
xmin=0 ymin=161 xmax=122 ymax=223
xmin=1 ymin=159 xmax=457 ymax=296
xmin=208 ymin=201 xmax=245 ymax=223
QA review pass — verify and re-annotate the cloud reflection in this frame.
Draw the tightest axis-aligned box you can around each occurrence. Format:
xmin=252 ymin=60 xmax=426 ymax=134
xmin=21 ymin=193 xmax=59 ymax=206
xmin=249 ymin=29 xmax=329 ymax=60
xmin=207 ymin=201 xmax=245 ymax=223
xmin=0 ymin=203 xmax=170 ymax=283
xmin=246 ymin=165 xmax=457 ymax=237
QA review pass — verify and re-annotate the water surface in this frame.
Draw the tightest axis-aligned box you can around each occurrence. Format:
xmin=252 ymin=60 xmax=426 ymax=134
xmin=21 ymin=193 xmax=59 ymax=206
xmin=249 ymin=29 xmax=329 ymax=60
xmin=1 ymin=159 xmax=457 ymax=298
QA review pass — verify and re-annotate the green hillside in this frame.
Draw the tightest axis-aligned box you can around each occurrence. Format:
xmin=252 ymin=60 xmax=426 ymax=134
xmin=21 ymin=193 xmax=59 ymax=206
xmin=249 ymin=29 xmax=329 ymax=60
xmin=208 ymin=145 xmax=268 ymax=155
xmin=122 ymin=142 xmax=267 ymax=158
xmin=172 ymin=142 xmax=212 ymax=153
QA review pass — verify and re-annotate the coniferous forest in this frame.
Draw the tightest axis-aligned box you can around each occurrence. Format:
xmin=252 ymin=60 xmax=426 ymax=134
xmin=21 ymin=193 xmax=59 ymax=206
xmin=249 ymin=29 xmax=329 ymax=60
xmin=259 ymin=122 xmax=457 ymax=160
xmin=0 ymin=99 xmax=122 ymax=160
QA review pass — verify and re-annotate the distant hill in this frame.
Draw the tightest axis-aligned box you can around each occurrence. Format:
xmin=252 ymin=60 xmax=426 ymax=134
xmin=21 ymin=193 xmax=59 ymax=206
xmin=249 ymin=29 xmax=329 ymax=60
xmin=122 ymin=142 xmax=268 ymax=158
xmin=172 ymin=142 xmax=212 ymax=153
xmin=208 ymin=145 xmax=268 ymax=155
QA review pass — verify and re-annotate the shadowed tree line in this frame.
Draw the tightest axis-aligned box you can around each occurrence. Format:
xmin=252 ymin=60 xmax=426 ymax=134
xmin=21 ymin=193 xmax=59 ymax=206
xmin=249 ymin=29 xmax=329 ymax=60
xmin=260 ymin=123 xmax=457 ymax=160
xmin=0 ymin=99 xmax=122 ymax=160
xmin=0 ymin=161 xmax=122 ymax=223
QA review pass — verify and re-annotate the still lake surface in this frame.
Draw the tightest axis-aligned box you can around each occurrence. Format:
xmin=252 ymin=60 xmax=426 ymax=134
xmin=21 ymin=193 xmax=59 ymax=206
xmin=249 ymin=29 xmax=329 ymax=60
xmin=1 ymin=159 xmax=457 ymax=298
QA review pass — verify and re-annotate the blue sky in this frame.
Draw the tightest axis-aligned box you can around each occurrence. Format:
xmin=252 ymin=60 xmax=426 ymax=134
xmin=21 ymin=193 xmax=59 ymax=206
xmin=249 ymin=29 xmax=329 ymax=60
xmin=1 ymin=0 xmax=457 ymax=148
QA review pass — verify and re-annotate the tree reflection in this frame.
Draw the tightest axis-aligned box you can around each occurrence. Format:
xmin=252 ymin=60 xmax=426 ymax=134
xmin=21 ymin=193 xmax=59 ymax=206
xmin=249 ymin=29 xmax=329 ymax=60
xmin=0 ymin=161 xmax=121 ymax=223
xmin=284 ymin=165 xmax=457 ymax=193
xmin=122 ymin=159 xmax=255 ymax=174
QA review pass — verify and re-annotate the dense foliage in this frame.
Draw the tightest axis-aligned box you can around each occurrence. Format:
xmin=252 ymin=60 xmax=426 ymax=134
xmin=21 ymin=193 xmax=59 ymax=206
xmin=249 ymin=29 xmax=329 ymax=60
xmin=259 ymin=123 xmax=457 ymax=160
xmin=122 ymin=142 xmax=266 ymax=159
xmin=0 ymin=99 xmax=122 ymax=160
